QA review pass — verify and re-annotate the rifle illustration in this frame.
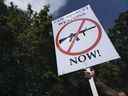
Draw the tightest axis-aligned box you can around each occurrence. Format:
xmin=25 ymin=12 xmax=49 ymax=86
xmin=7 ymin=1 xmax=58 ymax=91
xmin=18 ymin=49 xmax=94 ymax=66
xmin=59 ymin=26 xmax=96 ymax=44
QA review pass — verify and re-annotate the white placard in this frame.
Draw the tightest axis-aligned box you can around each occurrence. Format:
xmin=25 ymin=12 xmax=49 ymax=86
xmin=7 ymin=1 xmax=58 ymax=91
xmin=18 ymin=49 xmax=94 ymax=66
xmin=52 ymin=5 xmax=120 ymax=75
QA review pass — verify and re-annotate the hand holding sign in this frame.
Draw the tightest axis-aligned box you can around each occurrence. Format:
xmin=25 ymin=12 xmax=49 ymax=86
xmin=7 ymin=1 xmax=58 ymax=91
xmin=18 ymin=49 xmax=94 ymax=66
xmin=52 ymin=5 xmax=120 ymax=96
xmin=52 ymin=4 xmax=120 ymax=76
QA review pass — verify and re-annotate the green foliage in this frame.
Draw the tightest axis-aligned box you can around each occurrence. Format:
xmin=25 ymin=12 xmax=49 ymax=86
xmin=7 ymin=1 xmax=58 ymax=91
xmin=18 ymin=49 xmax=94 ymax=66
xmin=0 ymin=2 xmax=56 ymax=96
xmin=96 ymin=63 xmax=121 ymax=89
xmin=108 ymin=11 xmax=128 ymax=91
xmin=96 ymin=11 xmax=128 ymax=91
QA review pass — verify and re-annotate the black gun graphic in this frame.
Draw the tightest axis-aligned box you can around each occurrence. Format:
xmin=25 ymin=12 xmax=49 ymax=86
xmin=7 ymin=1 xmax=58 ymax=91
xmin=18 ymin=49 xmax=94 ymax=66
xmin=59 ymin=26 xmax=96 ymax=44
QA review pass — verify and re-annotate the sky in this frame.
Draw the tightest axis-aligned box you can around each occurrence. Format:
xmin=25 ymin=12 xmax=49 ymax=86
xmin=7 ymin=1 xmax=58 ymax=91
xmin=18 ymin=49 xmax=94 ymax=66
xmin=5 ymin=0 xmax=68 ymax=14
xmin=5 ymin=0 xmax=128 ymax=29
xmin=55 ymin=0 xmax=128 ymax=29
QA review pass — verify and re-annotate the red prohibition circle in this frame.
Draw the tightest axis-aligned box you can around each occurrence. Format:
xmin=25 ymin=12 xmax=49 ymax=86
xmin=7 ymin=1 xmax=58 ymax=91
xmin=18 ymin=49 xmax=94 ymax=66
xmin=56 ymin=18 xmax=102 ymax=55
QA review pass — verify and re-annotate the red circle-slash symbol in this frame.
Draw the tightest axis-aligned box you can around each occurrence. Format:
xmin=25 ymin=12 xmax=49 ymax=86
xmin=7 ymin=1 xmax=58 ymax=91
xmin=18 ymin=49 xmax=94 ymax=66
xmin=56 ymin=18 xmax=102 ymax=55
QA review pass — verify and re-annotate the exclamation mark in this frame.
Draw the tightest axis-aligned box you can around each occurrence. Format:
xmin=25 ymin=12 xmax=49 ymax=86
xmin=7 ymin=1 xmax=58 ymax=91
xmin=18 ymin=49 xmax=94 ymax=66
xmin=97 ymin=50 xmax=101 ymax=56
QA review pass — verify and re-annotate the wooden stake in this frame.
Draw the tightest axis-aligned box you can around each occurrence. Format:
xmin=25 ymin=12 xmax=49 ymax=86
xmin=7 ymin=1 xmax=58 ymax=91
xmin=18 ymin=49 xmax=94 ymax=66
xmin=86 ymin=68 xmax=99 ymax=96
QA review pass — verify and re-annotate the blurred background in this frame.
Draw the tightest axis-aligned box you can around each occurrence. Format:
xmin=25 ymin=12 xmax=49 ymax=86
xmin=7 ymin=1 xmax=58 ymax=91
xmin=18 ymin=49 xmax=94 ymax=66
xmin=0 ymin=0 xmax=128 ymax=96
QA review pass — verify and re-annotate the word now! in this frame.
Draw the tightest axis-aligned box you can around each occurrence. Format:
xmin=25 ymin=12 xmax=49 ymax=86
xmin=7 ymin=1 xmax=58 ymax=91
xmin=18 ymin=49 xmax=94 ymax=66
xmin=69 ymin=49 xmax=101 ymax=65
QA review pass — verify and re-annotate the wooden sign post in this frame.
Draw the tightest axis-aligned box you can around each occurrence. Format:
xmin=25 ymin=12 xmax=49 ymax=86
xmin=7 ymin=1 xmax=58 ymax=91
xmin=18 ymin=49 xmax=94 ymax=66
xmin=86 ymin=68 xmax=99 ymax=96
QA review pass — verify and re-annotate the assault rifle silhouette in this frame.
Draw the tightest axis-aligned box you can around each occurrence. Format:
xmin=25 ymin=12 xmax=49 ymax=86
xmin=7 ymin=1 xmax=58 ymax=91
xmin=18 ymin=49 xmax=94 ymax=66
xmin=59 ymin=26 xmax=96 ymax=44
